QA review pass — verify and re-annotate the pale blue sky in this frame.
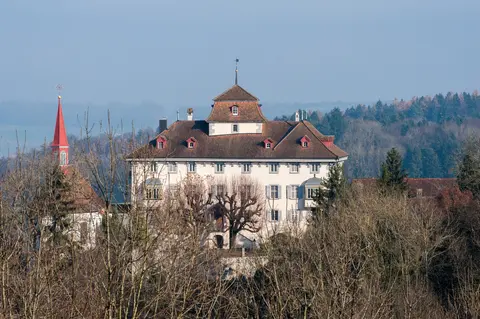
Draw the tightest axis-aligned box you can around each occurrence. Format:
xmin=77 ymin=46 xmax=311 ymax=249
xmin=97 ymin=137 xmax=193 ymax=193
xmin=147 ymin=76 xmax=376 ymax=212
xmin=1 ymin=0 xmax=478 ymax=105
xmin=0 ymin=0 xmax=479 ymax=154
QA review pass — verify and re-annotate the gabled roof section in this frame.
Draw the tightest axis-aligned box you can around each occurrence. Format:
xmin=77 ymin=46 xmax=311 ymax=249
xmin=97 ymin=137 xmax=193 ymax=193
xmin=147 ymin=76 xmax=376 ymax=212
xmin=127 ymin=120 xmax=348 ymax=160
xmin=213 ymin=84 xmax=259 ymax=102
xmin=52 ymin=96 xmax=69 ymax=147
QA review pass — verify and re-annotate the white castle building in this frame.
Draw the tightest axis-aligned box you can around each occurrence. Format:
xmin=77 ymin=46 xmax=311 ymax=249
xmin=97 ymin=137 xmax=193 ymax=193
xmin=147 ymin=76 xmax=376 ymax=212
xmin=127 ymin=82 xmax=348 ymax=248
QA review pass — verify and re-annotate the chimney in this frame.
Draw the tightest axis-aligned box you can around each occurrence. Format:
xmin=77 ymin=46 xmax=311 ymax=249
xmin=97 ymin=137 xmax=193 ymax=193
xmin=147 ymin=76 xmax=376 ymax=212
xmin=158 ymin=118 xmax=167 ymax=134
xmin=295 ymin=111 xmax=300 ymax=122
xmin=187 ymin=108 xmax=193 ymax=121
xmin=321 ymin=136 xmax=335 ymax=148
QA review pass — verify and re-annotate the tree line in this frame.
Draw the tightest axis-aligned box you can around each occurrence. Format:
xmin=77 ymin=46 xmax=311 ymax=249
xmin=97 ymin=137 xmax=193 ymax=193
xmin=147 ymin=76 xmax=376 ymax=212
xmin=276 ymin=90 xmax=480 ymax=179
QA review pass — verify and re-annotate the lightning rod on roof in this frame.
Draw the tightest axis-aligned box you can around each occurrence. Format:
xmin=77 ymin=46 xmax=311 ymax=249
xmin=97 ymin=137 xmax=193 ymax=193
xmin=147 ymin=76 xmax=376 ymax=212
xmin=56 ymin=84 xmax=63 ymax=98
xmin=235 ymin=58 xmax=239 ymax=85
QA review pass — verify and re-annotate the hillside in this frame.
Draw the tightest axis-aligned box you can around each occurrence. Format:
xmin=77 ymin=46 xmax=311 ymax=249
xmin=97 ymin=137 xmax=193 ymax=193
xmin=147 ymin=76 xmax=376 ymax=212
xmin=276 ymin=91 xmax=480 ymax=178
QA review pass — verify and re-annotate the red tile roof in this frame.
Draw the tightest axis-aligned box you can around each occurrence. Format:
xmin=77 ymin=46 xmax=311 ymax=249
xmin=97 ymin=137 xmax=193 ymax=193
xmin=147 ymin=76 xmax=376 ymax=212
xmin=213 ymin=84 xmax=258 ymax=101
xmin=206 ymin=101 xmax=267 ymax=122
xmin=63 ymin=166 xmax=105 ymax=213
xmin=128 ymin=120 xmax=348 ymax=160
xmin=207 ymin=85 xmax=266 ymax=122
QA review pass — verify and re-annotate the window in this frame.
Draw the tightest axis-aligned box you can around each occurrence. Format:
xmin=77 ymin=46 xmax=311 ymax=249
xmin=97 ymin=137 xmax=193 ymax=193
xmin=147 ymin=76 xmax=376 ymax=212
xmin=241 ymin=185 xmax=252 ymax=198
xmin=168 ymin=163 xmax=177 ymax=173
xmin=212 ymin=184 xmax=226 ymax=196
xmin=310 ymin=163 xmax=320 ymax=174
xmin=146 ymin=186 xmax=162 ymax=200
xmin=416 ymin=188 xmax=423 ymax=197
xmin=188 ymin=162 xmax=196 ymax=173
xmin=264 ymin=138 xmax=274 ymax=149
xmin=242 ymin=163 xmax=251 ymax=174
xmin=270 ymin=209 xmax=280 ymax=222
xmin=151 ymin=162 xmax=158 ymax=172
xmin=188 ymin=142 xmax=194 ymax=148
xmin=290 ymin=209 xmax=300 ymax=222
xmin=217 ymin=184 xmax=225 ymax=196
xmin=269 ymin=163 xmax=279 ymax=174
xmin=60 ymin=151 xmax=67 ymax=166
xmin=300 ymin=136 xmax=311 ymax=148
xmin=290 ymin=163 xmax=299 ymax=174
xmin=270 ymin=185 xmax=279 ymax=199
xmin=215 ymin=162 xmax=225 ymax=174
xmin=158 ymin=142 xmax=164 ymax=149
xmin=232 ymin=124 xmax=239 ymax=133
xmin=232 ymin=105 xmax=238 ymax=116
xmin=288 ymin=185 xmax=299 ymax=199
xmin=307 ymin=188 xmax=319 ymax=199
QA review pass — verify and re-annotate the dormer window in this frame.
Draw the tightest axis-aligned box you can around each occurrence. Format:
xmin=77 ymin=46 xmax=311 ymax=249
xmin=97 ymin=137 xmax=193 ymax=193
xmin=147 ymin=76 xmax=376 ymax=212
xmin=264 ymin=138 xmax=274 ymax=149
xmin=186 ymin=137 xmax=197 ymax=149
xmin=232 ymin=105 xmax=239 ymax=116
xmin=157 ymin=136 xmax=167 ymax=149
xmin=300 ymin=135 xmax=311 ymax=148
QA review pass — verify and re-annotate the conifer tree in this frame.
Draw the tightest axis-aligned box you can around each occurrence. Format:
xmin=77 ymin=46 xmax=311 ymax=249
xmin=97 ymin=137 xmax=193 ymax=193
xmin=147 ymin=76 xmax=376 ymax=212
xmin=378 ymin=148 xmax=408 ymax=192
xmin=458 ymin=137 xmax=480 ymax=199
xmin=37 ymin=164 xmax=76 ymax=247
xmin=313 ymin=163 xmax=347 ymax=217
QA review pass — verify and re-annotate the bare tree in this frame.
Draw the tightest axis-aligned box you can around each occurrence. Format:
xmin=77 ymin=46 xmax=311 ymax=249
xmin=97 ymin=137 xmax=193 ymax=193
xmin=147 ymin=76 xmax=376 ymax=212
xmin=213 ymin=175 xmax=263 ymax=250
xmin=170 ymin=174 xmax=213 ymax=243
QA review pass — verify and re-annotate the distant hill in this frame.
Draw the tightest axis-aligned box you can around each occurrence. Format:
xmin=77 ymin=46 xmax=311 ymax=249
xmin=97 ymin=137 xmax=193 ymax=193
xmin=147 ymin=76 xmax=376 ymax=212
xmin=277 ymin=91 xmax=480 ymax=178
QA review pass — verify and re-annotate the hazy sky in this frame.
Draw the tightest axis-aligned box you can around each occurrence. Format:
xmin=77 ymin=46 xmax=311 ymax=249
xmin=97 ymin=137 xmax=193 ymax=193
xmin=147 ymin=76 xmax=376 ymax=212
xmin=1 ymin=0 xmax=479 ymax=107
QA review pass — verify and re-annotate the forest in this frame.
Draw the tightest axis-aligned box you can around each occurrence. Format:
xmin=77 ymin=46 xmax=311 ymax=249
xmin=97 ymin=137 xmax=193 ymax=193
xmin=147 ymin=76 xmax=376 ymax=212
xmin=276 ymin=90 xmax=480 ymax=179
xmin=0 ymin=130 xmax=480 ymax=318
xmin=0 ymin=91 xmax=480 ymax=317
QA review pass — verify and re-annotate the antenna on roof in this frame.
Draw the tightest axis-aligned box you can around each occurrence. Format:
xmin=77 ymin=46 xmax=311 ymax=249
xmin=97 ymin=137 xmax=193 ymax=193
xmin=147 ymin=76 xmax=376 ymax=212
xmin=176 ymin=110 xmax=179 ymax=121
xmin=56 ymin=84 xmax=63 ymax=99
xmin=235 ymin=58 xmax=239 ymax=85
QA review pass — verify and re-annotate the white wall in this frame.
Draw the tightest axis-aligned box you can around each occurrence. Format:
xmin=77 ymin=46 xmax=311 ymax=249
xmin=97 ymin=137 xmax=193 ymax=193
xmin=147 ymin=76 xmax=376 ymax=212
xmin=209 ymin=122 xmax=262 ymax=135
xmin=130 ymin=158 xmax=345 ymax=244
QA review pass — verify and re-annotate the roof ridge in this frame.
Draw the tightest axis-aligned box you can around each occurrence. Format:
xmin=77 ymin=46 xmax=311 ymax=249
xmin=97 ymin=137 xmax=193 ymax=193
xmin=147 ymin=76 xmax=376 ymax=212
xmin=213 ymin=84 xmax=259 ymax=101
xmin=301 ymin=120 xmax=338 ymax=157
xmin=273 ymin=122 xmax=300 ymax=150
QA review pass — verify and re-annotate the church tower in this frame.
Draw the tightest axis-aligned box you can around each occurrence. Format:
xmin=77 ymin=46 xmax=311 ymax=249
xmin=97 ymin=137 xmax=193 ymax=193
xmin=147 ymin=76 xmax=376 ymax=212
xmin=51 ymin=95 xmax=69 ymax=166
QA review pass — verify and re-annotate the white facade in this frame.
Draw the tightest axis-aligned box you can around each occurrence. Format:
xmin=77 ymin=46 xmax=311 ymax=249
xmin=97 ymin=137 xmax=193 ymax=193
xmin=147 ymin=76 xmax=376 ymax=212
xmin=128 ymin=157 xmax=345 ymax=246
xmin=128 ymin=84 xmax=348 ymax=248
xmin=208 ymin=122 xmax=263 ymax=135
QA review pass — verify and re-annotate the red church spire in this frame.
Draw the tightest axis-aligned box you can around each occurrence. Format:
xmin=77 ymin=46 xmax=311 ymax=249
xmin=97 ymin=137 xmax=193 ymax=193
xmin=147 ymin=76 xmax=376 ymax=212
xmin=51 ymin=95 xmax=69 ymax=166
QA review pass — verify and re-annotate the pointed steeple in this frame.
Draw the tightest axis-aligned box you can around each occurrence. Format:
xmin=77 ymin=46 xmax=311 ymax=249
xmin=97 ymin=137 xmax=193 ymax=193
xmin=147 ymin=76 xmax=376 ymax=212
xmin=51 ymin=95 xmax=69 ymax=166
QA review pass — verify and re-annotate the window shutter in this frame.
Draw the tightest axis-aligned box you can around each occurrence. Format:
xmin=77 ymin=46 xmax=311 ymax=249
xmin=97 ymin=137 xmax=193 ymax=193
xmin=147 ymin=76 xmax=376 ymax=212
xmin=278 ymin=185 xmax=282 ymax=199
xmin=265 ymin=185 xmax=271 ymax=199
xmin=286 ymin=185 xmax=291 ymax=200
xmin=278 ymin=210 xmax=282 ymax=221
xmin=298 ymin=186 xmax=304 ymax=199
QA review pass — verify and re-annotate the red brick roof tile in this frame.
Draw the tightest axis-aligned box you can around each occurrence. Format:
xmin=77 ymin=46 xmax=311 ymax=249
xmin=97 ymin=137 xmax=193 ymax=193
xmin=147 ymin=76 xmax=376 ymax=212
xmin=128 ymin=120 xmax=348 ymax=160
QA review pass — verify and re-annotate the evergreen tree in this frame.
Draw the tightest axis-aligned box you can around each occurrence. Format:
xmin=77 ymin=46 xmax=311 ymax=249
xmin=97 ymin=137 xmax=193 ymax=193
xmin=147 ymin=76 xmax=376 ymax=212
xmin=458 ymin=138 xmax=480 ymax=199
xmin=421 ymin=148 xmax=442 ymax=178
xmin=404 ymin=147 xmax=422 ymax=177
xmin=37 ymin=164 xmax=76 ymax=247
xmin=313 ymin=163 xmax=347 ymax=218
xmin=378 ymin=148 xmax=408 ymax=192
xmin=318 ymin=107 xmax=347 ymax=141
